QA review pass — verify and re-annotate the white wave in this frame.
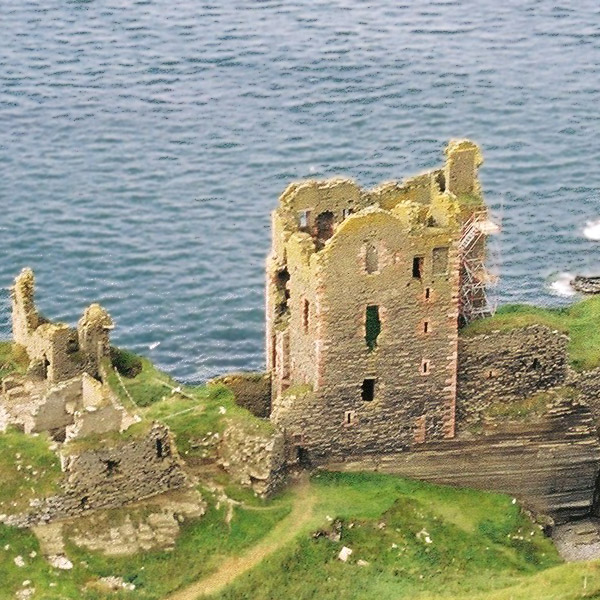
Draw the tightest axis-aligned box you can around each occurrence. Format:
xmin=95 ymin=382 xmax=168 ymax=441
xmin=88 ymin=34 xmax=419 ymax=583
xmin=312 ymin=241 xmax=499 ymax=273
xmin=549 ymin=272 xmax=577 ymax=297
xmin=148 ymin=341 xmax=160 ymax=350
xmin=583 ymin=219 xmax=600 ymax=240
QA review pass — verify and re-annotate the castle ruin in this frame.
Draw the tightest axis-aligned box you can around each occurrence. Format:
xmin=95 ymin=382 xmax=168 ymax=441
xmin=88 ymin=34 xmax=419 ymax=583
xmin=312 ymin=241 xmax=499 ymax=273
xmin=266 ymin=140 xmax=496 ymax=462
xmin=1 ymin=269 xmax=188 ymax=527
xmin=262 ymin=140 xmax=600 ymax=521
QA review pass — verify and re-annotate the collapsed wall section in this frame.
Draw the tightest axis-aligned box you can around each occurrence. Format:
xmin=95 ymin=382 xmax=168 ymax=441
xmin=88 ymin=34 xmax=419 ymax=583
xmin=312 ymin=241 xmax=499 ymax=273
xmin=5 ymin=423 xmax=188 ymax=527
xmin=218 ymin=421 xmax=286 ymax=497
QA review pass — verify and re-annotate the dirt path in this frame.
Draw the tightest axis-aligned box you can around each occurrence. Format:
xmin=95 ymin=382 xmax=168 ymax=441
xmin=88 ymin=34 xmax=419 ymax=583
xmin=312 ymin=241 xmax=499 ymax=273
xmin=165 ymin=476 xmax=316 ymax=600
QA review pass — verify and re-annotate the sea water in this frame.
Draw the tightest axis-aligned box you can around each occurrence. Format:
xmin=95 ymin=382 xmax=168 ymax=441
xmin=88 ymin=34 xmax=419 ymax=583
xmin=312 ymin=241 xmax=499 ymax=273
xmin=1 ymin=1 xmax=600 ymax=382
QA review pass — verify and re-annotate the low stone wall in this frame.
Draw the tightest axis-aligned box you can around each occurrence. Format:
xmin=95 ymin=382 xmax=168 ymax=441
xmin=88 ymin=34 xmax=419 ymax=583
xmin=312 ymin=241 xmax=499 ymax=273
xmin=5 ymin=423 xmax=188 ymax=527
xmin=457 ymin=325 xmax=568 ymax=426
xmin=217 ymin=420 xmax=286 ymax=497
xmin=325 ymin=396 xmax=600 ymax=523
xmin=211 ymin=373 xmax=271 ymax=418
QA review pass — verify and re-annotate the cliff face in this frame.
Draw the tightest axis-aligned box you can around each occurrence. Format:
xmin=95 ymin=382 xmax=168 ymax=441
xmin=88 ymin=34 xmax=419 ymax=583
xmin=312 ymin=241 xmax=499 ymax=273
xmin=324 ymin=394 xmax=600 ymax=523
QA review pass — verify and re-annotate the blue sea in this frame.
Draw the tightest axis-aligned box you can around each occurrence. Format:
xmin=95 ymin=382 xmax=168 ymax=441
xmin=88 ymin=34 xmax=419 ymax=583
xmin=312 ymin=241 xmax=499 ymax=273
xmin=1 ymin=1 xmax=600 ymax=382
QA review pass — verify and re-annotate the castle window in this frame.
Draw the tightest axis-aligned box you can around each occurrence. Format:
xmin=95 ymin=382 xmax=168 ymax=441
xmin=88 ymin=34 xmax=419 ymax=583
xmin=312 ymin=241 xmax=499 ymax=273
xmin=316 ymin=211 xmax=335 ymax=243
xmin=424 ymin=288 xmax=431 ymax=300
xmin=365 ymin=243 xmax=378 ymax=274
xmin=436 ymin=171 xmax=446 ymax=193
xmin=421 ymin=359 xmax=431 ymax=375
xmin=342 ymin=208 xmax=353 ymax=219
xmin=156 ymin=439 xmax=165 ymax=458
xmin=275 ymin=268 xmax=290 ymax=319
xmin=299 ymin=209 xmax=311 ymax=230
xmin=66 ymin=337 xmax=80 ymax=354
xmin=344 ymin=410 xmax=356 ymax=426
xmin=365 ymin=305 xmax=381 ymax=351
xmin=432 ymin=247 xmax=449 ymax=275
xmin=412 ymin=256 xmax=424 ymax=279
xmin=104 ymin=459 xmax=120 ymax=477
xmin=303 ymin=299 xmax=310 ymax=332
xmin=530 ymin=358 xmax=541 ymax=370
xmin=361 ymin=378 xmax=376 ymax=402
xmin=423 ymin=321 xmax=430 ymax=334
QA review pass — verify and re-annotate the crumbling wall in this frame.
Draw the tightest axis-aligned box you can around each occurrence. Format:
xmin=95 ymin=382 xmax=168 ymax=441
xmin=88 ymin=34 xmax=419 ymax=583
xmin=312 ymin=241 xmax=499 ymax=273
xmin=77 ymin=304 xmax=113 ymax=378
xmin=9 ymin=269 xmax=112 ymax=384
xmin=11 ymin=268 xmax=40 ymax=347
xmin=5 ymin=423 xmax=188 ymax=527
xmin=65 ymin=374 xmax=123 ymax=441
xmin=457 ymin=325 xmax=569 ymax=426
xmin=217 ymin=421 xmax=286 ymax=497
xmin=210 ymin=373 xmax=271 ymax=418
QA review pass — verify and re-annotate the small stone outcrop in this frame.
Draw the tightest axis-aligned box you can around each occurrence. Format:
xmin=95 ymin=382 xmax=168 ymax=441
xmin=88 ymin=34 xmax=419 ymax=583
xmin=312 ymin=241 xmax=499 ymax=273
xmin=211 ymin=373 xmax=271 ymax=418
xmin=218 ymin=421 xmax=286 ymax=496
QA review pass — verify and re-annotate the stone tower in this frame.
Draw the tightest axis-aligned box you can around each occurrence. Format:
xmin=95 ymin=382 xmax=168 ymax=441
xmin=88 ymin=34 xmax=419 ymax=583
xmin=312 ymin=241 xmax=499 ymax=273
xmin=266 ymin=140 xmax=490 ymax=464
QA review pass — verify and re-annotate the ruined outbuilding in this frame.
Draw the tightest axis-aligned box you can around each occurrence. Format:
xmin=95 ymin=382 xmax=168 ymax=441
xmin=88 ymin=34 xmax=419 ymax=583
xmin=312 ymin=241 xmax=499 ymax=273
xmin=1 ymin=269 xmax=189 ymax=527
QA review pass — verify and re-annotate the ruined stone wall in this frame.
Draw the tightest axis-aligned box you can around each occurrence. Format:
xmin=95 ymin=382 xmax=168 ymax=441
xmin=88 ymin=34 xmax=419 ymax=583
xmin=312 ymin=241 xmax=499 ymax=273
xmin=5 ymin=423 xmax=187 ymax=527
xmin=11 ymin=268 xmax=39 ymax=347
xmin=26 ymin=377 xmax=81 ymax=435
xmin=457 ymin=325 xmax=569 ymax=426
xmin=9 ymin=269 xmax=112 ymax=384
xmin=210 ymin=373 xmax=271 ymax=418
xmin=217 ymin=421 xmax=286 ymax=497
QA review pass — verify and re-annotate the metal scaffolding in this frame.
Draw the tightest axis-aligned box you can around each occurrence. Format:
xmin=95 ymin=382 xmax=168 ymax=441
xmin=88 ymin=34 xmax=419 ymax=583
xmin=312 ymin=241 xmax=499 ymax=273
xmin=458 ymin=210 xmax=500 ymax=325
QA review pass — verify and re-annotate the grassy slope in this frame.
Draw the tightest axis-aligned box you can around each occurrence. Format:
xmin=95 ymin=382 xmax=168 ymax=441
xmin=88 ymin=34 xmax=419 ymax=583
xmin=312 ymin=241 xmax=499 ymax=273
xmin=460 ymin=295 xmax=600 ymax=371
xmin=0 ymin=429 xmax=62 ymax=515
xmin=210 ymin=472 xmax=600 ymax=600
xmin=2 ymin=340 xmax=600 ymax=598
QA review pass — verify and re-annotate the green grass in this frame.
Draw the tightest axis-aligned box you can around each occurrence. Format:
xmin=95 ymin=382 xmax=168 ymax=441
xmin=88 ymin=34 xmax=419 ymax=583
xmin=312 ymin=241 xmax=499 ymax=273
xmin=2 ymin=470 xmax=600 ymax=600
xmin=105 ymin=354 xmax=176 ymax=409
xmin=102 ymin=348 xmax=275 ymax=467
xmin=461 ymin=295 xmax=600 ymax=371
xmin=0 ymin=341 xmax=29 ymax=381
xmin=144 ymin=382 xmax=274 ymax=462
xmin=211 ymin=472 xmax=568 ymax=600
xmin=0 ymin=428 xmax=62 ymax=515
